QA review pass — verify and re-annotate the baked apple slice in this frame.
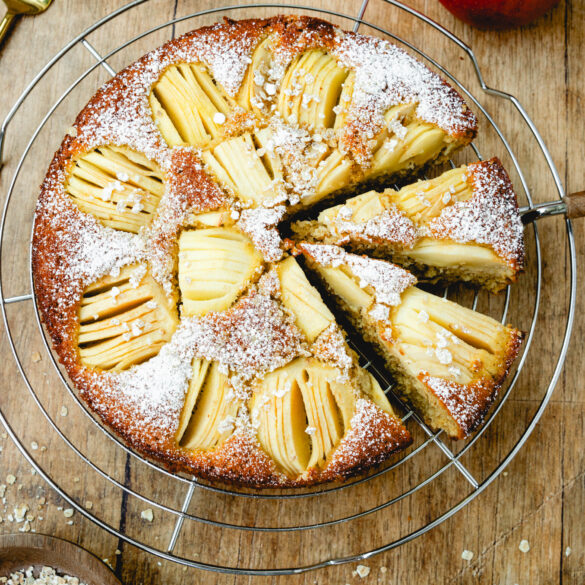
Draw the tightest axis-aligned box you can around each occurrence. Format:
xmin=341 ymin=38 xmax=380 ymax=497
xmin=276 ymin=256 xmax=335 ymax=342
xmin=150 ymin=62 xmax=235 ymax=148
xmin=278 ymin=49 xmax=349 ymax=130
xmin=249 ymin=358 xmax=354 ymax=476
xmin=77 ymin=264 xmax=179 ymax=371
xmin=201 ymin=130 xmax=285 ymax=207
xmin=236 ymin=36 xmax=277 ymax=115
xmin=178 ymin=361 xmax=240 ymax=450
xmin=178 ymin=227 xmax=263 ymax=317
xmin=66 ymin=145 xmax=164 ymax=233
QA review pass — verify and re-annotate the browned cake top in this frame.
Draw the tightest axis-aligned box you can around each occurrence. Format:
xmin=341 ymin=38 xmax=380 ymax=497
xmin=31 ymin=15 xmax=485 ymax=487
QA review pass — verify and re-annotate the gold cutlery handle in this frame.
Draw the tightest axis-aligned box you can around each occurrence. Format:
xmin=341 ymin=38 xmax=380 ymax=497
xmin=0 ymin=11 xmax=16 ymax=48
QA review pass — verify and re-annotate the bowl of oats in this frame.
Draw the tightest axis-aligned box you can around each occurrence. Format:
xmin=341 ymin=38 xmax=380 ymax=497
xmin=0 ymin=534 xmax=121 ymax=585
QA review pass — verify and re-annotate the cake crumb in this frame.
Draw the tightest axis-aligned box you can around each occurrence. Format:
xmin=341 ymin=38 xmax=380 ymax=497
xmin=519 ymin=539 xmax=530 ymax=553
xmin=31 ymin=351 xmax=42 ymax=362
xmin=461 ymin=550 xmax=474 ymax=561
xmin=63 ymin=508 xmax=74 ymax=518
xmin=141 ymin=508 xmax=154 ymax=522
xmin=14 ymin=504 xmax=28 ymax=522
xmin=60 ymin=406 xmax=69 ymax=417
xmin=6 ymin=475 xmax=16 ymax=485
xmin=565 ymin=546 xmax=572 ymax=557
xmin=355 ymin=565 xmax=370 ymax=578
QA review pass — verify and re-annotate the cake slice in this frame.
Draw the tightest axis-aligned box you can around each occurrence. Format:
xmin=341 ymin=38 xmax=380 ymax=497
xmin=292 ymin=158 xmax=524 ymax=292
xmin=298 ymin=243 xmax=523 ymax=439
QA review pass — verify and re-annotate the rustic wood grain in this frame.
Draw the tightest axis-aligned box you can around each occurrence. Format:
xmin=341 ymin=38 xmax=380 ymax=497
xmin=0 ymin=1 xmax=583 ymax=584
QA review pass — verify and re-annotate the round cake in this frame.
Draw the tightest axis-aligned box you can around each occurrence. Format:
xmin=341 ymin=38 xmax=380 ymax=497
xmin=32 ymin=15 xmax=522 ymax=488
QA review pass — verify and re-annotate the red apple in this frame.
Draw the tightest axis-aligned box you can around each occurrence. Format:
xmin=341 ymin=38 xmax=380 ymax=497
xmin=438 ymin=0 xmax=561 ymax=29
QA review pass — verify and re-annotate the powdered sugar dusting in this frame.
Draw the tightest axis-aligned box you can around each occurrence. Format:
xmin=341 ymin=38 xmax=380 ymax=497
xmin=421 ymin=374 xmax=490 ymax=437
xmin=263 ymin=116 xmax=327 ymax=202
xmin=57 ymin=219 xmax=143 ymax=290
xmin=311 ymin=323 xmax=353 ymax=376
xmin=300 ymin=243 xmax=416 ymax=306
xmin=325 ymin=206 xmax=417 ymax=248
xmin=237 ymin=205 xmax=285 ymax=262
xmin=192 ymin=23 xmax=263 ymax=97
xmin=327 ymin=398 xmax=411 ymax=476
xmin=428 ymin=159 xmax=524 ymax=265
xmin=188 ymin=290 xmax=306 ymax=383
xmin=333 ymin=31 xmax=476 ymax=165
xmin=103 ymin=320 xmax=198 ymax=434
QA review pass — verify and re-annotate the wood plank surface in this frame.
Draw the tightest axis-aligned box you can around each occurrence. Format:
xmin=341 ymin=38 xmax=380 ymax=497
xmin=0 ymin=1 xmax=583 ymax=583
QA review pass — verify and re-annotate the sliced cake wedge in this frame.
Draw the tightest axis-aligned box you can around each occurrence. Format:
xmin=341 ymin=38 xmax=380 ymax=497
xmin=292 ymin=158 xmax=524 ymax=293
xmin=297 ymin=243 xmax=523 ymax=439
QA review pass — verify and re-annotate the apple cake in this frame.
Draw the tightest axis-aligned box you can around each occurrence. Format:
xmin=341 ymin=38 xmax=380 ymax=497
xmin=32 ymin=15 xmax=522 ymax=488
xmin=292 ymin=158 xmax=524 ymax=292
xmin=296 ymin=243 xmax=523 ymax=439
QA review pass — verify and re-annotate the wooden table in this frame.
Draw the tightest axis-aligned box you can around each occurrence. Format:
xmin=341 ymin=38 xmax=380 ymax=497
xmin=0 ymin=1 xmax=583 ymax=583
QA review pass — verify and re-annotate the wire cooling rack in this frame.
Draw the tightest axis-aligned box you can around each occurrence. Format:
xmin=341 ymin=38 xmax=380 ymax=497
xmin=0 ymin=0 xmax=578 ymax=575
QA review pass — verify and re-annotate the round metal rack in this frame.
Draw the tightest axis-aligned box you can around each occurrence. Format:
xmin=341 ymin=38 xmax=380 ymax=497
xmin=0 ymin=0 xmax=577 ymax=575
